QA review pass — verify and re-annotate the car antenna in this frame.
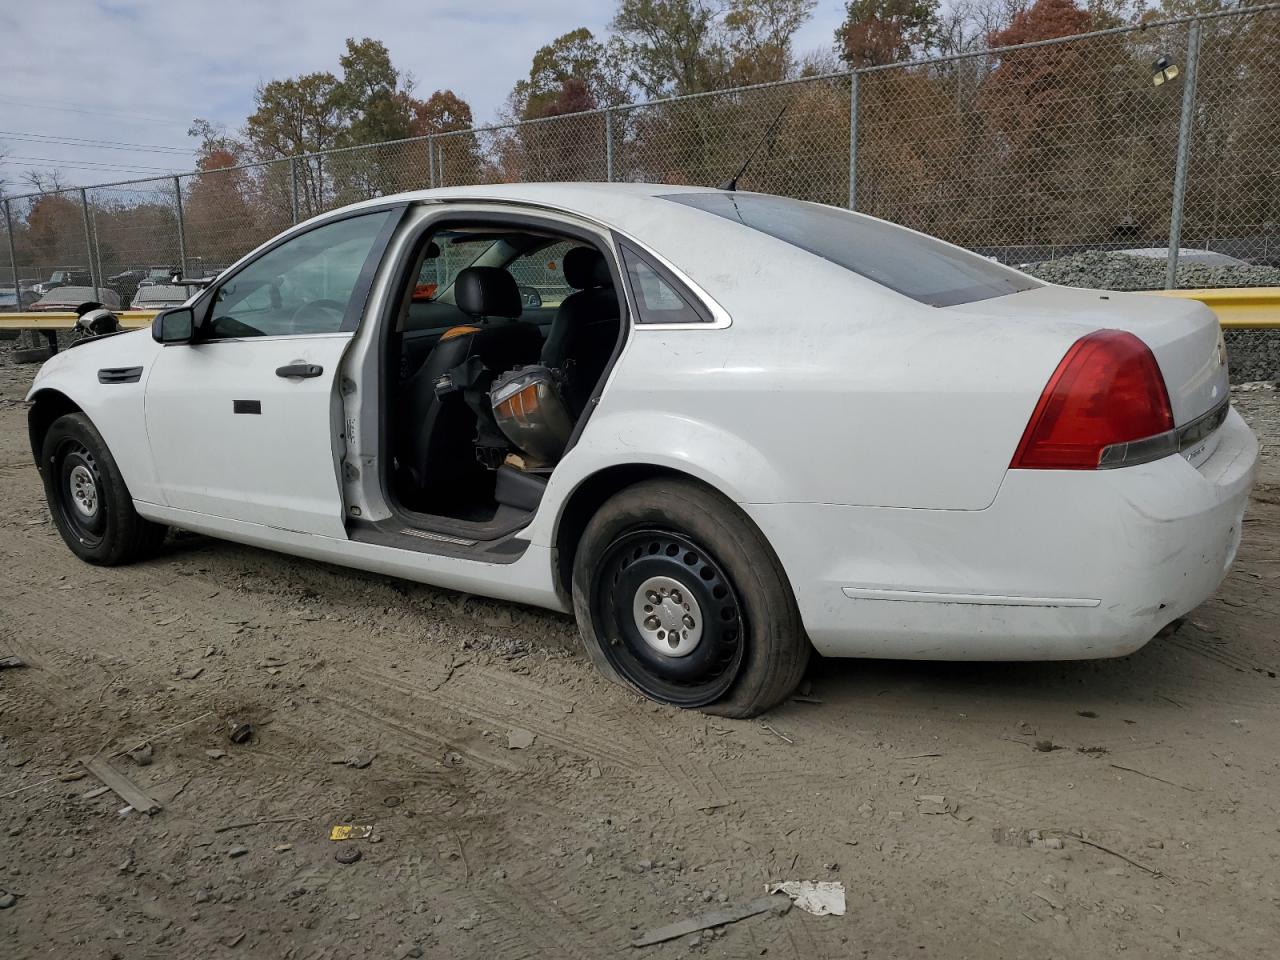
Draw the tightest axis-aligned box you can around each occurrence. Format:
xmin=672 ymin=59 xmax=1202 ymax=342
xmin=717 ymin=101 xmax=792 ymax=192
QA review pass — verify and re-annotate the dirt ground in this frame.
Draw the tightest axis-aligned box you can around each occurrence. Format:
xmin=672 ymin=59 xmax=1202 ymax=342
xmin=1 ymin=358 xmax=1277 ymax=960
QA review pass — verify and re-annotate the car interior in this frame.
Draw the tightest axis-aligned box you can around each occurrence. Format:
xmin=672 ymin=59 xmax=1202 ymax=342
xmin=384 ymin=223 xmax=624 ymax=533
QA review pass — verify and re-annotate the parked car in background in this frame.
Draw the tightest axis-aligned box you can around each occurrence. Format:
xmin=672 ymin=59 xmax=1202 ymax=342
xmin=23 ymin=184 xmax=1257 ymax=717
xmin=1 ymin=286 xmax=28 ymax=312
xmin=32 ymin=268 xmax=92 ymax=297
xmin=31 ymin=285 xmax=121 ymax=311
xmin=130 ymin=283 xmax=199 ymax=310
xmin=136 ymin=266 xmax=179 ymax=289
xmin=106 ymin=269 xmax=147 ymax=308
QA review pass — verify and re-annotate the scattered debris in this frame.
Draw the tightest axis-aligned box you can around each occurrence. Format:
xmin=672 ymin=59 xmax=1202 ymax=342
xmin=329 ymin=824 xmax=374 ymax=841
xmin=0 ymin=656 xmax=27 ymax=670
xmin=1077 ymin=745 xmax=1108 ymax=756
xmin=228 ymin=846 xmax=249 ymax=858
xmin=335 ymin=847 xmax=362 ymax=865
xmin=631 ymin=894 xmax=790 ymax=947
xmin=759 ymin=722 xmax=793 ymax=744
xmin=693 ymin=799 xmax=734 ymax=812
xmin=179 ymin=666 xmax=204 ymax=681
xmin=126 ymin=742 xmax=154 ymax=767
xmin=766 ymin=880 xmax=847 ymax=916
xmin=330 ymin=752 xmax=375 ymax=769
xmin=82 ymin=786 xmax=110 ymax=800
xmin=227 ymin=720 xmax=254 ymax=744
xmin=506 ymin=728 xmax=535 ymax=750
xmin=1077 ymin=710 xmax=1098 ymax=719
xmin=78 ymin=755 xmax=162 ymax=816
xmin=213 ymin=816 xmax=302 ymax=834
xmin=790 ymin=696 xmax=824 ymax=704
xmin=1069 ymin=833 xmax=1171 ymax=881
xmin=0 ymin=893 xmax=15 ymax=909
xmin=1033 ymin=739 xmax=1060 ymax=753
xmin=206 ymin=749 xmax=227 ymax=760
xmin=383 ymin=795 xmax=402 ymax=808
xmin=1109 ymin=763 xmax=1199 ymax=792
xmin=59 ymin=770 xmax=85 ymax=782
xmin=915 ymin=794 xmax=954 ymax=816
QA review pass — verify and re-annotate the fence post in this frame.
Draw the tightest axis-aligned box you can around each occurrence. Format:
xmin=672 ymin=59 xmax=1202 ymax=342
xmin=3 ymin=200 xmax=19 ymax=297
xmin=173 ymin=176 xmax=187 ymax=275
xmin=79 ymin=188 xmax=100 ymax=301
xmin=437 ymin=141 xmax=445 ymax=187
xmin=1166 ymin=21 xmax=1201 ymax=290
xmin=847 ymin=71 xmax=860 ymax=211
xmin=428 ymin=136 xmax=436 ymax=189
xmin=290 ymin=157 xmax=300 ymax=224
xmin=605 ymin=109 xmax=615 ymax=183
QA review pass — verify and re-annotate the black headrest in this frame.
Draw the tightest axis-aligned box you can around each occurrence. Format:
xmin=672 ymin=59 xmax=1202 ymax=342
xmin=563 ymin=247 xmax=612 ymax=290
xmin=455 ymin=266 xmax=522 ymax=319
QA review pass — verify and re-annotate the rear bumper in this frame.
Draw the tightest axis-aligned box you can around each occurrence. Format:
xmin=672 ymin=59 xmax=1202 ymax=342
xmin=750 ymin=407 xmax=1258 ymax=660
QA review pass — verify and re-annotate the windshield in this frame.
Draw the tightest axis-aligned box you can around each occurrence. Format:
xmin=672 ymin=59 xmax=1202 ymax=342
xmin=134 ymin=284 xmax=195 ymax=304
xmin=663 ymin=192 xmax=1038 ymax=307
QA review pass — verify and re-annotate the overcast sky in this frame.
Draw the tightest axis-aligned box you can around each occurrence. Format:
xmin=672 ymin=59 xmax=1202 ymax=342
xmin=0 ymin=0 xmax=848 ymax=193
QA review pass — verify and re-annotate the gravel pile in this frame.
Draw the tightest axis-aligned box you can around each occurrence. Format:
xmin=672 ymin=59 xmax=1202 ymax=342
xmin=1023 ymin=250 xmax=1280 ymax=292
xmin=1024 ymin=251 xmax=1279 ymax=384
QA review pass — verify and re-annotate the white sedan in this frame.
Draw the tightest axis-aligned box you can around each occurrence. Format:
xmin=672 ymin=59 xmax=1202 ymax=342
xmin=26 ymin=184 xmax=1257 ymax=717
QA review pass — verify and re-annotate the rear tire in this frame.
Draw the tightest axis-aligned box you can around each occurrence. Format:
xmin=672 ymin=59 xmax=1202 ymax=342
xmin=571 ymin=478 xmax=810 ymax=718
xmin=40 ymin=413 xmax=166 ymax=565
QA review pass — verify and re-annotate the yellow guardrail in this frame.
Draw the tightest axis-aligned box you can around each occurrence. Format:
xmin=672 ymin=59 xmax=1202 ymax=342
xmin=0 ymin=310 xmax=157 ymax=331
xmin=2 ymin=288 xmax=1278 ymax=331
xmin=1146 ymin=287 xmax=1280 ymax=329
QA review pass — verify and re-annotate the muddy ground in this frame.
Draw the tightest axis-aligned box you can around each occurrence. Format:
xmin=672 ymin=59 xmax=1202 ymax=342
xmin=1 ymin=357 xmax=1278 ymax=960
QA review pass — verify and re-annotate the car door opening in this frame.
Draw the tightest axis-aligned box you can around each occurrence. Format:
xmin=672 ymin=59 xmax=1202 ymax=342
xmin=383 ymin=221 xmax=624 ymax=533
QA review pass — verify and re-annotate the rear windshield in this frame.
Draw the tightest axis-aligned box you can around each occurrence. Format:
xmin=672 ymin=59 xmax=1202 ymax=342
xmin=663 ymin=192 xmax=1038 ymax=307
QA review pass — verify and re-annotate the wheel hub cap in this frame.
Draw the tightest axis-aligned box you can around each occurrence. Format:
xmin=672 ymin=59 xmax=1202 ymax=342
xmin=632 ymin=575 xmax=702 ymax=656
xmin=68 ymin=464 xmax=99 ymax=519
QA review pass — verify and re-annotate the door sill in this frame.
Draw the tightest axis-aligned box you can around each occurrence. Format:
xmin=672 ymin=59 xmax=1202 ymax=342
xmin=348 ymin=513 xmax=531 ymax=563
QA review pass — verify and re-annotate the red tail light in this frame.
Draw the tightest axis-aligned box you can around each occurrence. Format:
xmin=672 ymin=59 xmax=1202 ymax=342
xmin=1011 ymin=330 xmax=1174 ymax=470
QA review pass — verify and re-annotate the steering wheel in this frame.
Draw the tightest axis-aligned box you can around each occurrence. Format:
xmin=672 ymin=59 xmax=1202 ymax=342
xmin=288 ymin=299 xmax=346 ymax=333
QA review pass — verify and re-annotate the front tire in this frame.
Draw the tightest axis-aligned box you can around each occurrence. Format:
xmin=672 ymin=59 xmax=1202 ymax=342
xmin=571 ymin=479 xmax=810 ymax=718
xmin=40 ymin=413 xmax=166 ymax=565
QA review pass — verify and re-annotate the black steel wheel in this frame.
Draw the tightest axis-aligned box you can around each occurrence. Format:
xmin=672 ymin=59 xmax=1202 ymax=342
xmin=592 ymin=528 xmax=745 ymax=708
xmin=51 ymin=437 xmax=107 ymax=549
xmin=39 ymin=412 xmax=166 ymax=565
xmin=572 ymin=478 xmax=811 ymax=718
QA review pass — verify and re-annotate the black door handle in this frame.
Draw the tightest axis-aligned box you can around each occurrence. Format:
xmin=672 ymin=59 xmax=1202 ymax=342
xmin=276 ymin=363 xmax=323 ymax=379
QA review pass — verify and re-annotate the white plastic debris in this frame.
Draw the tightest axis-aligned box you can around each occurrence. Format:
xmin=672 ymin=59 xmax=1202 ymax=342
xmin=766 ymin=880 xmax=846 ymax=916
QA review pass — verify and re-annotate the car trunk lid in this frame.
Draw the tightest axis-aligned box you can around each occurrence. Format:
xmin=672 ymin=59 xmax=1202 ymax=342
xmin=952 ymin=284 xmax=1229 ymax=430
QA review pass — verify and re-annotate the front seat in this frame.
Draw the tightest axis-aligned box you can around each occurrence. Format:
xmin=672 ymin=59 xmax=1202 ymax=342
xmin=541 ymin=246 xmax=620 ymax=415
xmin=397 ymin=266 xmax=542 ymax=510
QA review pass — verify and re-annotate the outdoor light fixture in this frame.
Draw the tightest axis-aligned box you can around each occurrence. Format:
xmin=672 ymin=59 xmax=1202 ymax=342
xmin=1152 ymin=54 xmax=1180 ymax=86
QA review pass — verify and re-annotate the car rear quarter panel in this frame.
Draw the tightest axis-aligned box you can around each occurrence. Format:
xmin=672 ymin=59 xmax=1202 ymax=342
xmin=540 ymin=228 xmax=1085 ymax=519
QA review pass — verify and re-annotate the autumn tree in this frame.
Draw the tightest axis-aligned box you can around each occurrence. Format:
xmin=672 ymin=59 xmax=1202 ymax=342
xmin=411 ymin=90 xmax=484 ymax=185
xmin=836 ymin=0 xmax=942 ymax=67
xmin=510 ymin=28 xmax=629 ymax=121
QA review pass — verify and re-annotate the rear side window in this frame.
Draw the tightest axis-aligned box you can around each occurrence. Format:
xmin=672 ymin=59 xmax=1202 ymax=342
xmin=619 ymin=242 xmax=710 ymax=325
xmin=663 ymin=192 xmax=1038 ymax=307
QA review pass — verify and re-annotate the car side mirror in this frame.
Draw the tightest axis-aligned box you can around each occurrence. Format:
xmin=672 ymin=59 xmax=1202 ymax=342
xmin=152 ymin=306 xmax=195 ymax=344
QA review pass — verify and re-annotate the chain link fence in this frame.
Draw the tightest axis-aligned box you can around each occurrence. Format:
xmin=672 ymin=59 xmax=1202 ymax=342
xmin=3 ymin=4 xmax=1279 ymax=307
